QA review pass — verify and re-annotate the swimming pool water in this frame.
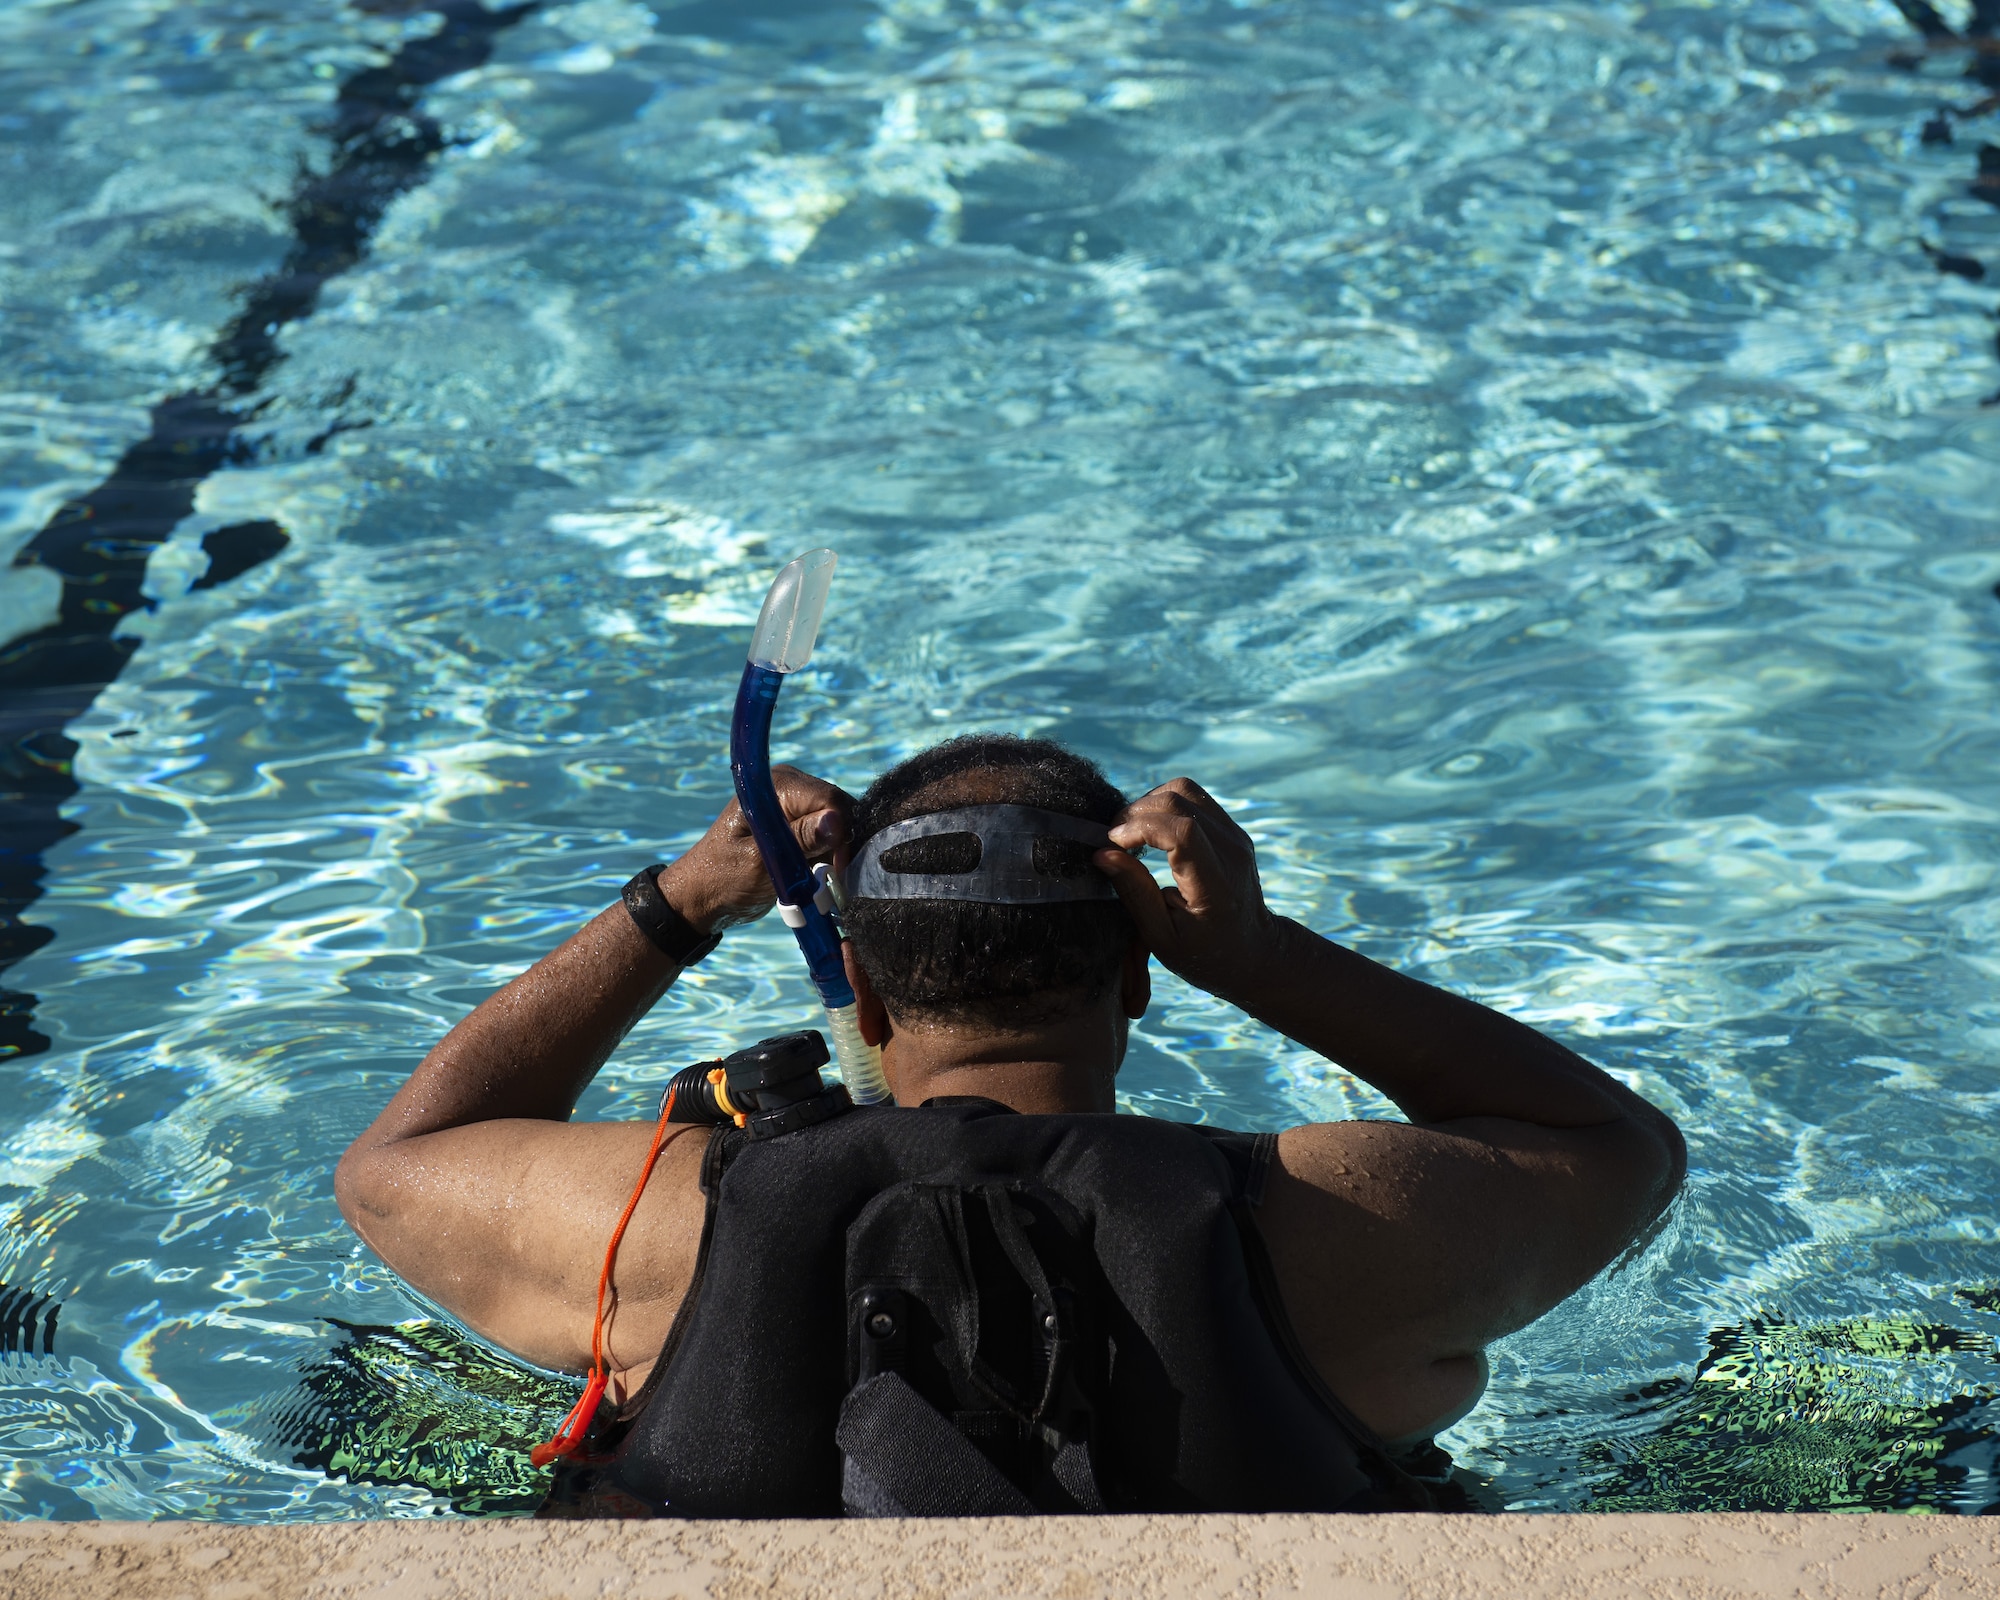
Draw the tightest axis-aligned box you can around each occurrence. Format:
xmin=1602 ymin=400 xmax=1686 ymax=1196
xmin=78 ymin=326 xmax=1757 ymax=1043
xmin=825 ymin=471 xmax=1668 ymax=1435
xmin=2 ymin=0 xmax=1998 ymax=1518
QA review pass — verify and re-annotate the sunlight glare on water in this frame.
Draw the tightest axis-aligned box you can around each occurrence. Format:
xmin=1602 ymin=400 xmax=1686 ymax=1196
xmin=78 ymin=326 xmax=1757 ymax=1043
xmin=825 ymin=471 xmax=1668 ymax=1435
xmin=0 ymin=0 xmax=1997 ymax=1516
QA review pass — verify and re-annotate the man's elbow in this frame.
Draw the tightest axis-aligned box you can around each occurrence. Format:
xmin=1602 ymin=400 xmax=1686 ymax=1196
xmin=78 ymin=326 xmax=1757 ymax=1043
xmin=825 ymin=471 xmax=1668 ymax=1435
xmin=1621 ymin=1102 xmax=1687 ymax=1230
xmin=333 ymin=1140 xmax=394 ymax=1237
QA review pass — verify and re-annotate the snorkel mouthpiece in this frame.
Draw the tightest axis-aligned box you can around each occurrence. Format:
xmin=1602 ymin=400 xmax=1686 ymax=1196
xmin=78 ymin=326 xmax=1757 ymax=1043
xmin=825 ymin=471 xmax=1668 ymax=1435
xmin=730 ymin=550 xmax=891 ymax=1105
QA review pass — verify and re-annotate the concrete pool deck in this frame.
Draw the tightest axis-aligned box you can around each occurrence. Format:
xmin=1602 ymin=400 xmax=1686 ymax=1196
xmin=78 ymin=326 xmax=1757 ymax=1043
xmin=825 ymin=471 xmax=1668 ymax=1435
xmin=1 ymin=1515 xmax=1996 ymax=1600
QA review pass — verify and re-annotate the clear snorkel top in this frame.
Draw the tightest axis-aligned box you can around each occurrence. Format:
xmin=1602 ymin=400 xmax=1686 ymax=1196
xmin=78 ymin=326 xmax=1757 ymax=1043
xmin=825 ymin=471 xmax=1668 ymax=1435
xmin=730 ymin=550 xmax=891 ymax=1105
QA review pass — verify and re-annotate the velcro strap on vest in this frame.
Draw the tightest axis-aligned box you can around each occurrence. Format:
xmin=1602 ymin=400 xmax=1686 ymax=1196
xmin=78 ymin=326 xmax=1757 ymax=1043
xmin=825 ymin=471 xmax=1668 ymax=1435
xmin=836 ymin=1373 xmax=1036 ymax=1517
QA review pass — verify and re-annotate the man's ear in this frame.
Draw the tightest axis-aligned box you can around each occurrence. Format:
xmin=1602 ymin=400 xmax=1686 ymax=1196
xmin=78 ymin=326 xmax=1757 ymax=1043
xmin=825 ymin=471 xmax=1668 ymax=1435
xmin=843 ymin=943 xmax=892 ymax=1048
xmin=1119 ymin=937 xmax=1151 ymax=1021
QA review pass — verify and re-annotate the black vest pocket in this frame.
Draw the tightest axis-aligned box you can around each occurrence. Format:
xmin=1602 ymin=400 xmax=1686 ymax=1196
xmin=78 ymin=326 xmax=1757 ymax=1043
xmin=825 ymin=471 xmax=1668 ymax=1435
xmin=841 ymin=1178 xmax=1110 ymax=1515
xmin=837 ymin=1372 xmax=1036 ymax=1516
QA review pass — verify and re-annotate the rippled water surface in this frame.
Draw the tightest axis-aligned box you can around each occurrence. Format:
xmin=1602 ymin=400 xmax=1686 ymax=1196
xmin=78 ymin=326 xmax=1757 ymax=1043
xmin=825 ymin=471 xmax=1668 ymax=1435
xmin=3 ymin=0 xmax=1999 ymax=1518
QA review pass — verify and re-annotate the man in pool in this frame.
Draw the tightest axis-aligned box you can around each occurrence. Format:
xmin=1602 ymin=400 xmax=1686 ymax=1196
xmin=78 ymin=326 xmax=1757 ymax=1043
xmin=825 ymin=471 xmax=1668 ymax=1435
xmin=336 ymin=734 xmax=1683 ymax=1516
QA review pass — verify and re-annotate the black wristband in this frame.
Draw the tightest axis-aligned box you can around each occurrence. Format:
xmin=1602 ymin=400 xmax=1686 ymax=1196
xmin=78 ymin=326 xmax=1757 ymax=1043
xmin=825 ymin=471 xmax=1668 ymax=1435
xmin=621 ymin=864 xmax=722 ymax=967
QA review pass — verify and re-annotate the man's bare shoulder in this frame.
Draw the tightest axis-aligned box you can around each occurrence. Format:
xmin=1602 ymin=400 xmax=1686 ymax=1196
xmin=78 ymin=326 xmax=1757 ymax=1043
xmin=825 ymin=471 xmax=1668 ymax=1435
xmin=1257 ymin=1112 xmax=1674 ymax=1443
xmin=337 ymin=1116 xmax=712 ymax=1392
xmin=1250 ymin=1120 xmax=1490 ymax=1442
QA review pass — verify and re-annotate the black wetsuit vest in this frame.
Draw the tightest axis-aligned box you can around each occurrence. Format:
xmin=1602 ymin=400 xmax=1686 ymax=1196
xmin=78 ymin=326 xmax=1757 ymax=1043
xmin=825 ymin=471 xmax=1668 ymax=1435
xmin=544 ymin=1098 xmax=1440 ymax=1518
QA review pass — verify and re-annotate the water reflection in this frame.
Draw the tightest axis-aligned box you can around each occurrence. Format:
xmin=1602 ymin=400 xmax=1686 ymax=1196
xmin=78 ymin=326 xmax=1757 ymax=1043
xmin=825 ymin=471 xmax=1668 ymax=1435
xmin=0 ymin=0 xmax=1995 ymax=1516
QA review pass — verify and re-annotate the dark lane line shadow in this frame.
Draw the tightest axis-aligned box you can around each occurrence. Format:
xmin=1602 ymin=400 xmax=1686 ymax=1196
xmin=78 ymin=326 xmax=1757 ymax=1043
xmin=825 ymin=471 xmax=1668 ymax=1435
xmin=0 ymin=1 xmax=536 ymax=1059
xmin=190 ymin=521 xmax=294 ymax=594
xmin=1893 ymin=2 xmax=2000 ymax=612
xmin=1897 ymin=0 xmax=2000 ymax=339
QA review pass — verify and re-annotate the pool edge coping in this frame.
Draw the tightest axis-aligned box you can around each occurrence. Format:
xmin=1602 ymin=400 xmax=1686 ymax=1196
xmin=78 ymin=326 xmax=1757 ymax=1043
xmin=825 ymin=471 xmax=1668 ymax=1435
xmin=2 ymin=1512 xmax=1998 ymax=1598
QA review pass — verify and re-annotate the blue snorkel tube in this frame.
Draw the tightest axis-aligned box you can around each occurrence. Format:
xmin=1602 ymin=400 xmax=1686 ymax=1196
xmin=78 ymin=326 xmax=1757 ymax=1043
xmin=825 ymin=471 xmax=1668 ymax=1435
xmin=730 ymin=549 xmax=891 ymax=1105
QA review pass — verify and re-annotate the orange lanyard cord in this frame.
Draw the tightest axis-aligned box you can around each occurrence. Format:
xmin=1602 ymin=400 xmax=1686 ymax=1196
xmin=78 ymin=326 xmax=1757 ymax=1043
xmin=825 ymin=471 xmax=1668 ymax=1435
xmin=531 ymin=1086 xmax=689 ymax=1469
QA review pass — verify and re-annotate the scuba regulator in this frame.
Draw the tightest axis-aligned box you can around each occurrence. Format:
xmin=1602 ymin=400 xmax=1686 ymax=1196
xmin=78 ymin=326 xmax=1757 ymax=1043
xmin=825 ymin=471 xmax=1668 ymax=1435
xmin=662 ymin=1029 xmax=852 ymax=1141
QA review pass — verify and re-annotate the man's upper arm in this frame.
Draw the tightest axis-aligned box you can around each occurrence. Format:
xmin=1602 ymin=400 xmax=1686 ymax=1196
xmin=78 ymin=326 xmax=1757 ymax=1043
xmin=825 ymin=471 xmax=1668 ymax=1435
xmin=334 ymin=1119 xmax=707 ymax=1377
xmin=1257 ymin=1114 xmax=1677 ymax=1442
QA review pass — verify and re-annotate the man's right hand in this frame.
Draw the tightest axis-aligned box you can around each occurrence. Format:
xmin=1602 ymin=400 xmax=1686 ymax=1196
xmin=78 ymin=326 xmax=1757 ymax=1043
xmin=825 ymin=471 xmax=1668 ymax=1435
xmin=1095 ymin=777 xmax=1286 ymax=1005
xmin=656 ymin=764 xmax=852 ymax=936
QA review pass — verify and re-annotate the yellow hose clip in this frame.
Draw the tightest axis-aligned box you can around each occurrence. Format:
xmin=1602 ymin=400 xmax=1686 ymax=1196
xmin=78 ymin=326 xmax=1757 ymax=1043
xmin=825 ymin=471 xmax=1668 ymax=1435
xmin=706 ymin=1066 xmax=744 ymax=1120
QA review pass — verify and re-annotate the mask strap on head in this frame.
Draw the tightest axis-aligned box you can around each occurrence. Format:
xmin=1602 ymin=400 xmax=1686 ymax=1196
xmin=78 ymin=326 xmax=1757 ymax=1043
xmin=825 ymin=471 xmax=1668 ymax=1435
xmin=848 ymin=804 xmax=1123 ymax=905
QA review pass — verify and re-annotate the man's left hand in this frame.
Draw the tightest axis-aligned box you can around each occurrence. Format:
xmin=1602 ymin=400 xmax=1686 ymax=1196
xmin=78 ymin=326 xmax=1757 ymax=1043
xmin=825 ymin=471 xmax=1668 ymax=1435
xmin=1096 ymin=776 xmax=1283 ymax=1005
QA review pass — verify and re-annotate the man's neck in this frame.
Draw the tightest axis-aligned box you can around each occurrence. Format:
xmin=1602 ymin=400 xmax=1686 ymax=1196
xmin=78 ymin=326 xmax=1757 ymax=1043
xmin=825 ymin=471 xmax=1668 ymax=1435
xmin=881 ymin=1012 xmax=1124 ymax=1114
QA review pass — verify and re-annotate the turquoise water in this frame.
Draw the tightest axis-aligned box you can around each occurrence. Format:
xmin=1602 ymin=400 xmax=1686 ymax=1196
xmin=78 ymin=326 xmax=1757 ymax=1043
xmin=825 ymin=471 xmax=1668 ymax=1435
xmin=3 ymin=0 xmax=2000 ymax=1518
